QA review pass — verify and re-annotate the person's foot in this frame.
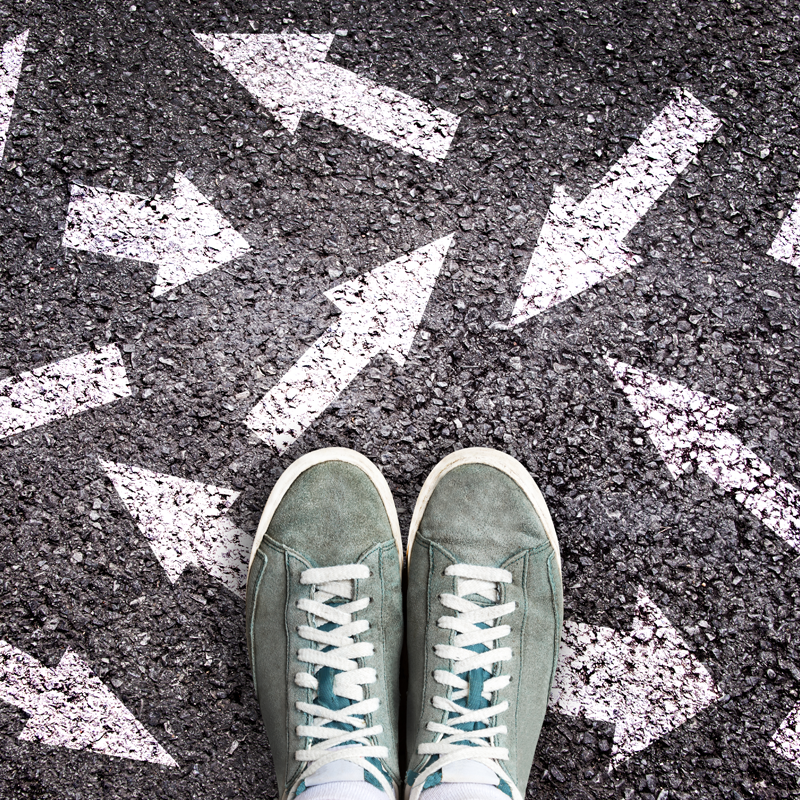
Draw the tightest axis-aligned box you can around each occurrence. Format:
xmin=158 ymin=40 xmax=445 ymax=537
xmin=404 ymin=448 xmax=562 ymax=800
xmin=246 ymin=448 xmax=403 ymax=800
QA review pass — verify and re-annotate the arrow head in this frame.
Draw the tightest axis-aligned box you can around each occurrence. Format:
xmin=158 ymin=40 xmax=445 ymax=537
xmin=551 ymin=587 xmax=720 ymax=769
xmin=101 ymin=459 xmax=250 ymax=594
xmin=324 ymin=234 xmax=453 ymax=365
xmin=606 ymin=358 xmax=737 ymax=479
xmin=509 ymin=186 xmax=640 ymax=326
xmin=152 ymin=172 xmax=251 ymax=296
xmin=193 ymin=31 xmax=334 ymax=133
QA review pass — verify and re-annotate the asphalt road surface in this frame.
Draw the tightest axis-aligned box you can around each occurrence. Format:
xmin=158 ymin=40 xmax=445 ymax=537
xmin=1 ymin=0 xmax=800 ymax=798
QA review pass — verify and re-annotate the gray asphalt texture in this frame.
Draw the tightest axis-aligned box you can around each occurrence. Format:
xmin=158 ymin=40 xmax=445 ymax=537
xmin=0 ymin=0 xmax=799 ymax=798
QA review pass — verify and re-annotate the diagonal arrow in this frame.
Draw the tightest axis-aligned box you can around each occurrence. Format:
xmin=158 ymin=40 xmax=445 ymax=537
xmin=510 ymin=89 xmax=720 ymax=326
xmin=62 ymin=172 xmax=251 ymax=296
xmin=549 ymin=587 xmax=720 ymax=769
xmin=607 ymin=357 xmax=800 ymax=551
xmin=101 ymin=460 xmax=252 ymax=596
xmin=0 ymin=639 xmax=176 ymax=766
xmin=768 ymin=189 xmax=800 ymax=269
xmin=245 ymin=234 xmax=453 ymax=452
xmin=193 ymin=31 xmax=460 ymax=163
xmin=0 ymin=30 xmax=28 ymax=163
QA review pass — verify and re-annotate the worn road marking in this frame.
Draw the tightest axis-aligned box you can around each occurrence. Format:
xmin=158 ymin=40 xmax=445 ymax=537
xmin=62 ymin=172 xmax=250 ymax=296
xmin=0 ymin=640 xmax=176 ymax=766
xmin=0 ymin=345 xmax=130 ymax=439
xmin=101 ymin=460 xmax=252 ymax=596
xmin=771 ymin=703 xmax=800 ymax=768
xmin=0 ymin=30 xmax=27 ymax=163
xmin=194 ymin=31 xmax=460 ymax=163
xmin=509 ymin=89 xmax=720 ymax=325
xmin=549 ymin=587 xmax=720 ymax=769
xmin=608 ymin=358 xmax=800 ymax=550
xmin=246 ymin=234 xmax=452 ymax=452
xmin=768 ymin=191 xmax=800 ymax=269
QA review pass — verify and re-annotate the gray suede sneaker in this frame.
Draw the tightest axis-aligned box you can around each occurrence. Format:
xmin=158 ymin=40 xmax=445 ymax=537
xmin=404 ymin=448 xmax=562 ymax=800
xmin=246 ymin=448 xmax=403 ymax=800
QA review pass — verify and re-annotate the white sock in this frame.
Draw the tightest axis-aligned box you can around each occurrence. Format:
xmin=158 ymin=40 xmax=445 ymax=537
xmin=300 ymin=781 xmax=392 ymax=800
xmin=420 ymin=784 xmax=509 ymax=800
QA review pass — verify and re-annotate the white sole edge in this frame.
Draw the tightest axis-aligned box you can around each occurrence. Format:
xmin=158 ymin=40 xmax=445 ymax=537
xmin=247 ymin=447 xmax=403 ymax=577
xmin=406 ymin=447 xmax=561 ymax=574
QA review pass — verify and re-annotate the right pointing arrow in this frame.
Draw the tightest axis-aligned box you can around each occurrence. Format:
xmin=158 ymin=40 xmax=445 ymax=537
xmin=101 ymin=460 xmax=252 ymax=596
xmin=510 ymin=90 xmax=720 ymax=326
xmin=63 ymin=172 xmax=250 ymax=296
xmin=549 ymin=587 xmax=720 ymax=769
xmin=246 ymin=234 xmax=453 ymax=452
xmin=0 ymin=639 xmax=175 ymax=766
xmin=607 ymin=358 xmax=800 ymax=550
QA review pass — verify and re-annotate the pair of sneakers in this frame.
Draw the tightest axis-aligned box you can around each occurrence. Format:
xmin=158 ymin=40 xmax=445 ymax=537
xmin=246 ymin=447 xmax=563 ymax=800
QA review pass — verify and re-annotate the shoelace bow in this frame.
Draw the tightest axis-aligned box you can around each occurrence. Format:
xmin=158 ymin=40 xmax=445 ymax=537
xmin=294 ymin=564 xmax=392 ymax=796
xmin=409 ymin=564 xmax=519 ymax=800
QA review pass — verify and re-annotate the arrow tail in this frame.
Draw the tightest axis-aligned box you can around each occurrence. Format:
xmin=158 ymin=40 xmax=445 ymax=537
xmin=588 ymin=89 xmax=720 ymax=237
xmin=771 ymin=702 xmax=800 ymax=767
xmin=768 ymin=191 xmax=800 ymax=269
xmin=0 ymin=31 xmax=28 ymax=163
xmin=245 ymin=324 xmax=373 ymax=452
xmin=309 ymin=62 xmax=459 ymax=162
xmin=0 ymin=345 xmax=131 ymax=439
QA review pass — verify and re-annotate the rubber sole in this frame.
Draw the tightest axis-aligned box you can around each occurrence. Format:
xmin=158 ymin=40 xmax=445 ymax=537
xmin=406 ymin=447 xmax=561 ymax=573
xmin=247 ymin=447 xmax=403 ymax=577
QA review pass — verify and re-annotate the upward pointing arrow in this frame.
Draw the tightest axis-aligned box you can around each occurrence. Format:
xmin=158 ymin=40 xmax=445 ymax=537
xmin=101 ymin=460 xmax=252 ymax=596
xmin=607 ymin=358 xmax=800 ymax=550
xmin=0 ymin=640 xmax=176 ymax=766
xmin=510 ymin=90 xmax=720 ymax=326
xmin=194 ymin=31 xmax=460 ymax=163
xmin=62 ymin=173 xmax=251 ymax=296
xmin=246 ymin=234 xmax=453 ymax=452
xmin=549 ymin=587 xmax=720 ymax=769
xmin=0 ymin=30 xmax=28 ymax=163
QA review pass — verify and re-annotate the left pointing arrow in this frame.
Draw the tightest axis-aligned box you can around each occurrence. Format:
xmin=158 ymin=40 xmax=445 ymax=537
xmin=246 ymin=234 xmax=453 ymax=452
xmin=607 ymin=357 xmax=800 ymax=551
xmin=0 ymin=30 xmax=28 ymax=162
xmin=0 ymin=639 xmax=176 ymax=766
xmin=549 ymin=587 xmax=720 ymax=769
xmin=62 ymin=172 xmax=251 ymax=296
xmin=509 ymin=90 xmax=720 ymax=326
xmin=101 ymin=460 xmax=252 ymax=596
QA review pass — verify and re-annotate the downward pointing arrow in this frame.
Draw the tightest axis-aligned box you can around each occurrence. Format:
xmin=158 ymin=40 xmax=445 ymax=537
xmin=62 ymin=173 xmax=250 ymax=296
xmin=246 ymin=234 xmax=453 ymax=452
xmin=101 ymin=460 xmax=252 ymax=596
xmin=607 ymin=358 xmax=800 ymax=550
xmin=0 ymin=30 xmax=28 ymax=163
xmin=510 ymin=90 xmax=720 ymax=325
xmin=549 ymin=587 xmax=720 ymax=769
xmin=0 ymin=640 xmax=175 ymax=766
xmin=194 ymin=31 xmax=460 ymax=163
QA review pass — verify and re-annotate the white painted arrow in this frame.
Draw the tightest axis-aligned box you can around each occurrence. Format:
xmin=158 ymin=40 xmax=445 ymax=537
xmin=0 ymin=639 xmax=175 ymax=766
xmin=771 ymin=703 xmax=800 ymax=768
xmin=101 ymin=460 xmax=252 ymax=596
xmin=0 ymin=30 xmax=28 ymax=163
xmin=0 ymin=344 xmax=130 ymax=439
xmin=768 ymin=191 xmax=800 ymax=270
xmin=62 ymin=172 xmax=251 ymax=296
xmin=194 ymin=31 xmax=460 ymax=163
xmin=246 ymin=234 xmax=452 ymax=452
xmin=510 ymin=90 xmax=720 ymax=325
xmin=608 ymin=358 xmax=800 ymax=551
xmin=549 ymin=587 xmax=720 ymax=768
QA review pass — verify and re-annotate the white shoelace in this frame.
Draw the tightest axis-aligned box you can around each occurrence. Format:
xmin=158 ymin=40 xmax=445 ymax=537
xmin=293 ymin=564 xmax=392 ymax=797
xmin=410 ymin=564 xmax=519 ymax=800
